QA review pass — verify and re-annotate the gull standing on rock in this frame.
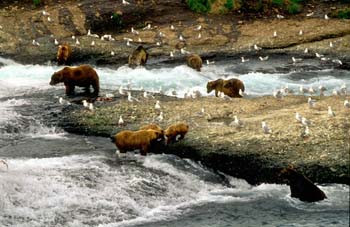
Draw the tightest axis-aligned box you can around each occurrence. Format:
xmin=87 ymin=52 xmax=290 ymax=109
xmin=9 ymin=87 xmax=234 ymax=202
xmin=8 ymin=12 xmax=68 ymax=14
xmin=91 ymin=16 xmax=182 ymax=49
xmin=119 ymin=86 xmax=125 ymax=95
xmin=329 ymin=42 xmax=333 ymax=48
xmin=292 ymin=57 xmax=302 ymax=63
xmin=325 ymin=14 xmax=329 ymax=20
xmin=304 ymin=48 xmax=309 ymax=54
xmin=155 ymin=100 xmax=161 ymax=110
xmin=344 ymin=100 xmax=350 ymax=108
xmin=195 ymin=25 xmax=202 ymax=31
xmin=131 ymin=27 xmax=139 ymax=35
xmin=230 ymin=116 xmax=244 ymax=128
xmin=332 ymin=89 xmax=340 ymax=96
xmin=170 ymin=51 xmax=174 ymax=57
xmin=299 ymin=85 xmax=308 ymax=94
xmin=301 ymin=117 xmax=311 ymax=126
xmin=0 ymin=160 xmax=8 ymax=171
xmin=170 ymin=25 xmax=175 ymax=30
xmin=306 ymin=12 xmax=314 ymax=17
xmin=273 ymin=90 xmax=283 ymax=99
xmin=156 ymin=112 xmax=164 ymax=122
xmin=273 ymin=31 xmax=277 ymax=38
xmin=206 ymin=60 xmax=215 ymax=65
xmin=82 ymin=100 xmax=89 ymax=108
xmin=88 ymin=103 xmax=94 ymax=111
xmin=308 ymin=87 xmax=316 ymax=95
xmin=254 ymin=44 xmax=262 ymax=51
xmin=308 ymin=97 xmax=316 ymax=108
xmin=118 ymin=116 xmax=124 ymax=126
xmin=295 ymin=112 xmax=302 ymax=122
xmin=32 ymin=40 xmax=40 ymax=46
xmin=315 ymin=53 xmax=324 ymax=58
xmin=127 ymin=92 xmax=139 ymax=102
xmin=340 ymin=84 xmax=347 ymax=96
xmin=262 ymin=121 xmax=272 ymax=134
xmin=58 ymin=97 xmax=64 ymax=104
xmin=259 ymin=56 xmax=269 ymax=61
xmin=299 ymin=30 xmax=303 ymax=36
xmin=301 ymin=126 xmax=310 ymax=138
xmin=241 ymin=57 xmax=249 ymax=63
xmin=91 ymin=41 xmax=95 ymax=46
xmin=328 ymin=106 xmax=335 ymax=117
xmin=122 ymin=0 xmax=130 ymax=5
xmin=75 ymin=39 xmax=80 ymax=45
xmin=54 ymin=39 xmax=59 ymax=45
xmin=319 ymin=85 xmax=327 ymax=96
xmin=277 ymin=14 xmax=284 ymax=19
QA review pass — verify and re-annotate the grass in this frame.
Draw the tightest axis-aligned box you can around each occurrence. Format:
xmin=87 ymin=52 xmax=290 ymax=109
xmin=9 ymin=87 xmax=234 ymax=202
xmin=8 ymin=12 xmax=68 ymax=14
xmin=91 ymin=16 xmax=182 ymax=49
xmin=33 ymin=0 xmax=41 ymax=6
xmin=224 ymin=0 xmax=234 ymax=10
xmin=337 ymin=8 xmax=350 ymax=19
xmin=187 ymin=0 xmax=212 ymax=13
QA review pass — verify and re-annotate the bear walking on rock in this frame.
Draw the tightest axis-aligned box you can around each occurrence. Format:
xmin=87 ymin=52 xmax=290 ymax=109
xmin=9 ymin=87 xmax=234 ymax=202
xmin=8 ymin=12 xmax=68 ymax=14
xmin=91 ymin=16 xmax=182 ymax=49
xmin=207 ymin=78 xmax=245 ymax=98
xmin=56 ymin=44 xmax=72 ymax=65
xmin=49 ymin=65 xmax=100 ymax=96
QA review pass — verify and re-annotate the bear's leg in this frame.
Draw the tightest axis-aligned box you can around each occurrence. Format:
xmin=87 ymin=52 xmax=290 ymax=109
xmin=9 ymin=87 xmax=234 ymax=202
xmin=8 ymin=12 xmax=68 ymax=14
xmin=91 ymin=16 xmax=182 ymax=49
xmin=84 ymin=86 xmax=91 ymax=94
xmin=140 ymin=145 xmax=148 ymax=156
xmin=65 ymin=85 xmax=75 ymax=95
xmin=179 ymin=133 xmax=185 ymax=140
xmin=215 ymin=90 xmax=219 ymax=97
xmin=92 ymin=83 xmax=99 ymax=97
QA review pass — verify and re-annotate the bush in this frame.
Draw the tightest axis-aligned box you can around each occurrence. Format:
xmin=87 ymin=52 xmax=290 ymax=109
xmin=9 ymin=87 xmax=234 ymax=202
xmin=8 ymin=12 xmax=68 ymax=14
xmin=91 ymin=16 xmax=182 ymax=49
xmin=33 ymin=0 xmax=41 ymax=6
xmin=337 ymin=8 xmax=350 ymax=19
xmin=187 ymin=0 xmax=212 ymax=13
xmin=224 ymin=0 xmax=234 ymax=10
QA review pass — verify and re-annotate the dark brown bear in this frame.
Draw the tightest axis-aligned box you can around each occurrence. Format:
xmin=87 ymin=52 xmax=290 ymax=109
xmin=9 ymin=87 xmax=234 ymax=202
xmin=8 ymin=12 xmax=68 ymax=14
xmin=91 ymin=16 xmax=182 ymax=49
xmin=128 ymin=46 xmax=149 ymax=67
xmin=207 ymin=78 xmax=245 ymax=98
xmin=280 ymin=167 xmax=327 ymax=202
xmin=112 ymin=129 xmax=164 ymax=156
xmin=56 ymin=44 xmax=72 ymax=65
xmin=186 ymin=54 xmax=202 ymax=71
xmin=49 ymin=65 xmax=99 ymax=96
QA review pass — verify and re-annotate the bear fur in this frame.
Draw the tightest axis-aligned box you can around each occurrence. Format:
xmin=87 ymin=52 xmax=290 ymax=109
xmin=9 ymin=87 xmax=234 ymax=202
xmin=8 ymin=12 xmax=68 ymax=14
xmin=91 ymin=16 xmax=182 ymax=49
xmin=186 ymin=54 xmax=202 ymax=71
xmin=280 ymin=167 xmax=327 ymax=202
xmin=112 ymin=129 xmax=163 ymax=155
xmin=49 ymin=65 xmax=100 ymax=96
xmin=128 ymin=46 xmax=149 ymax=67
xmin=207 ymin=78 xmax=245 ymax=98
xmin=56 ymin=44 xmax=72 ymax=65
xmin=139 ymin=124 xmax=164 ymax=136
xmin=164 ymin=123 xmax=189 ymax=144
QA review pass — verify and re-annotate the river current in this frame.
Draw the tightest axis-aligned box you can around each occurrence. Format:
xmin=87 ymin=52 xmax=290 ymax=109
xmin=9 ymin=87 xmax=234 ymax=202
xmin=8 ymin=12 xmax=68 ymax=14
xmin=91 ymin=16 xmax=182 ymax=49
xmin=0 ymin=56 xmax=349 ymax=226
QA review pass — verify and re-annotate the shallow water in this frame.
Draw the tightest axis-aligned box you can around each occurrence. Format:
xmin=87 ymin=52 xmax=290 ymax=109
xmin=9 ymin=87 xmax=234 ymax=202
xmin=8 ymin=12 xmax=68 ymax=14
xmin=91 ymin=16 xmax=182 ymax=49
xmin=0 ymin=57 xmax=349 ymax=226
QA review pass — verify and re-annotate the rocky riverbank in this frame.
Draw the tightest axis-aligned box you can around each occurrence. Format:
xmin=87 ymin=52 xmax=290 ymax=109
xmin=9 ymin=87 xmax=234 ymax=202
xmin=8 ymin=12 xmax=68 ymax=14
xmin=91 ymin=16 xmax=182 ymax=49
xmin=56 ymin=91 xmax=350 ymax=186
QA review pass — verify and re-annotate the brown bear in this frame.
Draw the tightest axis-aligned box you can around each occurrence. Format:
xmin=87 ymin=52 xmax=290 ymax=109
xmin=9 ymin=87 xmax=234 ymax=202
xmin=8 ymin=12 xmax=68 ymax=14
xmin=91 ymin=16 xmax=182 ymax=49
xmin=49 ymin=65 xmax=100 ymax=96
xmin=139 ymin=124 xmax=164 ymax=136
xmin=280 ymin=167 xmax=327 ymax=202
xmin=128 ymin=45 xmax=149 ymax=67
xmin=56 ymin=44 xmax=72 ymax=65
xmin=207 ymin=78 xmax=245 ymax=98
xmin=164 ymin=123 xmax=189 ymax=144
xmin=186 ymin=54 xmax=202 ymax=72
xmin=112 ymin=129 xmax=163 ymax=155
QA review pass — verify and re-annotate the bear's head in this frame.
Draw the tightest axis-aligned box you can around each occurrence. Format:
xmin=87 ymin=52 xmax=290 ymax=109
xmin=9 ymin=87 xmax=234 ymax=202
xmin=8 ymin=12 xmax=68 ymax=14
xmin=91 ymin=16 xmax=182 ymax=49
xmin=206 ymin=81 xmax=216 ymax=93
xmin=49 ymin=71 xmax=63 ymax=85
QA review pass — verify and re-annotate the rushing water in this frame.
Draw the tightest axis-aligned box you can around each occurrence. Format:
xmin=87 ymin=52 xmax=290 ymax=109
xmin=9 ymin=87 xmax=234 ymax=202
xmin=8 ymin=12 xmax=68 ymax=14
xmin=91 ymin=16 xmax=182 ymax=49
xmin=0 ymin=56 xmax=349 ymax=226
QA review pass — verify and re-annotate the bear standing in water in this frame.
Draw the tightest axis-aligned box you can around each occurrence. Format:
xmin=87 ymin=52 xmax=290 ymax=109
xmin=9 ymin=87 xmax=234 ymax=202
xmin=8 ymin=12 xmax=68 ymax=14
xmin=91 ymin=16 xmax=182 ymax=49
xmin=128 ymin=46 xmax=149 ymax=68
xmin=207 ymin=78 xmax=245 ymax=98
xmin=186 ymin=54 xmax=202 ymax=71
xmin=49 ymin=65 xmax=99 ymax=96
xmin=56 ymin=44 xmax=72 ymax=65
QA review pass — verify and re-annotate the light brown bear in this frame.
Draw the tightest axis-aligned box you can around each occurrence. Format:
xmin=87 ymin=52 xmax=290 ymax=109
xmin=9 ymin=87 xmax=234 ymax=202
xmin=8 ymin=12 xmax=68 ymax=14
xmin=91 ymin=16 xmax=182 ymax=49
xmin=112 ymin=129 xmax=163 ymax=155
xmin=139 ymin=124 xmax=164 ymax=136
xmin=165 ymin=123 xmax=189 ymax=144
xmin=207 ymin=78 xmax=245 ymax=98
xmin=128 ymin=45 xmax=149 ymax=67
xmin=186 ymin=54 xmax=202 ymax=71
xmin=49 ymin=65 xmax=100 ymax=96
xmin=56 ymin=44 xmax=72 ymax=65
xmin=279 ymin=167 xmax=327 ymax=202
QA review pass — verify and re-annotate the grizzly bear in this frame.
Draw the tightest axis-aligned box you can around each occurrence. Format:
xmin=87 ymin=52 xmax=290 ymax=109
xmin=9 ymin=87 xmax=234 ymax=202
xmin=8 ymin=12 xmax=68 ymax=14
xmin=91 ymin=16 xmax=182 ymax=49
xmin=186 ymin=54 xmax=202 ymax=71
xmin=49 ymin=65 xmax=99 ymax=96
xmin=207 ymin=78 xmax=245 ymax=98
xmin=164 ymin=123 xmax=189 ymax=144
xmin=111 ymin=129 xmax=163 ymax=155
xmin=139 ymin=124 xmax=164 ymax=136
xmin=56 ymin=44 xmax=72 ymax=65
xmin=280 ymin=167 xmax=327 ymax=202
xmin=128 ymin=46 xmax=149 ymax=68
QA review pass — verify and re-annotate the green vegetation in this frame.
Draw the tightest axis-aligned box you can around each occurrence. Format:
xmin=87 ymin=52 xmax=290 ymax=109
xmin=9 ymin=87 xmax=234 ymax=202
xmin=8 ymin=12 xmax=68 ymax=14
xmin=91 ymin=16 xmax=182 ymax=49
xmin=111 ymin=12 xmax=123 ymax=29
xmin=187 ymin=0 xmax=212 ymax=13
xmin=224 ymin=0 xmax=234 ymax=10
xmin=337 ymin=8 xmax=350 ymax=19
xmin=271 ymin=0 xmax=303 ymax=14
xmin=33 ymin=0 xmax=41 ymax=6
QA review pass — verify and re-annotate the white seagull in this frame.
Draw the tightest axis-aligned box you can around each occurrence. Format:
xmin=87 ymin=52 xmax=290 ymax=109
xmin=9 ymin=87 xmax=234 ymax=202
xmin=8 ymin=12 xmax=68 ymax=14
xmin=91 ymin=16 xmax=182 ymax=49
xmin=273 ymin=90 xmax=283 ymax=99
xmin=88 ymin=103 xmax=94 ymax=111
xmin=91 ymin=41 xmax=95 ymax=46
xmin=143 ymin=24 xmax=151 ymax=30
xmin=304 ymin=48 xmax=309 ymax=54
xmin=295 ymin=112 xmax=302 ymax=122
xmin=119 ymin=86 xmax=125 ymax=95
xmin=72 ymin=35 xmax=76 ymax=40
xmin=195 ymin=25 xmax=202 ymax=31
xmin=170 ymin=25 xmax=175 ymax=30
xmin=206 ymin=60 xmax=215 ymax=65
xmin=111 ymin=51 xmax=115 ymax=56
xmin=32 ymin=40 xmax=40 ymax=46
xmin=75 ymin=39 xmax=80 ymax=45
xmin=301 ymin=117 xmax=311 ymax=126
xmin=131 ymin=27 xmax=139 ymax=35
xmin=262 ymin=121 xmax=272 ymax=134
xmin=315 ymin=53 xmax=324 ymax=58
xmin=259 ymin=56 xmax=269 ymax=61
xmin=344 ymin=100 xmax=350 ymax=108
xmin=332 ymin=59 xmax=342 ymax=65
xmin=306 ymin=12 xmax=314 ymax=17
xmin=59 ymin=97 xmax=64 ymax=104
xmin=254 ymin=44 xmax=262 ymax=51
xmin=340 ymin=84 xmax=347 ymax=96
xmin=325 ymin=14 xmax=329 ymax=20
xmin=273 ymin=31 xmax=277 ymax=38
xmin=122 ymin=0 xmax=130 ymax=5
xmin=329 ymin=42 xmax=333 ymax=48
xmin=156 ymin=112 xmax=164 ymax=122
xmin=127 ymin=92 xmax=139 ymax=102
xmin=328 ymin=106 xmax=335 ymax=117
xmin=230 ymin=116 xmax=244 ymax=128
xmin=277 ymin=14 xmax=284 ymax=19
xmin=198 ymin=33 xmax=202 ymax=39
xmin=299 ymin=30 xmax=303 ymax=36
xmin=118 ymin=116 xmax=124 ymax=126
xmin=308 ymin=97 xmax=316 ymax=108
xmin=179 ymin=35 xmax=184 ymax=41
xmin=155 ymin=100 xmax=161 ymax=110
xmin=54 ymin=39 xmax=59 ymax=45
xmin=241 ymin=57 xmax=249 ymax=63
xmin=82 ymin=100 xmax=89 ymax=108
xmin=292 ymin=57 xmax=302 ymax=63
xmin=170 ymin=51 xmax=174 ymax=57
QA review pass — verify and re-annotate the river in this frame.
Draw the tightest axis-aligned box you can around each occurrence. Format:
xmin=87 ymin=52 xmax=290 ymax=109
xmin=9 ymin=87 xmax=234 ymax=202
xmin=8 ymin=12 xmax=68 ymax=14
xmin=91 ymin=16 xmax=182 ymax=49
xmin=0 ymin=56 xmax=349 ymax=226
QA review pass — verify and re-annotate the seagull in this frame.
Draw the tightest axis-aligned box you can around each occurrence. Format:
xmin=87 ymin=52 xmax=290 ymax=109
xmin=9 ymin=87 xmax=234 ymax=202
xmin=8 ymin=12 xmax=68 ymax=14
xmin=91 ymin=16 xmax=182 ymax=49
xmin=301 ymin=117 xmax=311 ymax=126
xmin=292 ymin=57 xmax=302 ymax=63
xmin=126 ymin=40 xmax=130 ymax=46
xmin=111 ymin=51 xmax=115 ymax=56
xmin=72 ymin=35 xmax=76 ymax=40
xmin=156 ymin=42 xmax=161 ymax=46
xmin=127 ymin=92 xmax=139 ymax=102
xmin=273 ymin=31 xmax=277 ymax=38
xmin=170 ymin=25 xmax=175 ymax=30
xmin=32 ymin=39 xmax=40 ymax=46
xmin=299 ymin=30 xmax=303 ymax=36
xmin=329 ymin=42 xmax=333 ymax=48
xmin=320 ymin=57 xmax=330 ymax=61
xmin=332 ymin=89 xmax=340 ymax=96
xmin=75 ymin=39 xmax=80 ymax=45
xmin=332 ymin=59 xmax=342 ymax=65
xmin=308 ymin=87 xmax=316 ymax=95
xmin=340 ymin=84 xmax=347 ymax=96
xmin=42 ymin=10 xmax=49 ymax=16
xmin=315 ymin=53 xmax=324 ymax=58
xmin=88 ymin=103 xmax=94 ymax=111
xmin=82 ymin=100 xmax=89 ymax=108
xmin=281 ymin=85 xmax=293 ymax=95
xmin=328 ymin=106 xmax=335 ymax=117
xmin=159 ymin=31 xmax=165 ymax=37
xmin=262 ymin=121 xmax=272 ymax=134
xmin=273 ymin=89 xmax=283 ymax=99
xmin=179 ymin=35 xmax=184 ymax=41
xmin=301 ymin=126 xmax=310 ymax=138
xmin=119 ymin=86 xmax=125 ymax=95
xmin=230 ymin=116 xmax=244 ymax=128
xmin=344 ymin=100 xmax=350 ymax=108
xmin=259 ymin=56 xmax=269 ymax=61
xmin=170 ymin=51 xmax=174 ymax=57
xmin=0 ymin=160 xmax=8 ymax=171
xmin=122 ymin=0 xmax=130 ymax=5
xmin=47 ymin=17 xmax=52 ymax=22
xmin=299 ymin=85 xmax=308 ymax=94
xmin=54 ymin=39 xmax=59 ymax=45
xmin=105 ymin=93 xmax=114 ymax=98
xmin=156 ymin=112 xmax=164 ymax=122
xmin=138 ymin=37 xmax=142 ymax=42
xmin=306 ymin=12 xmax=314 ymax=17
xmin=295 ymin=112 xmax=302 ymax=122
xmin=155 ymin=100 xmax=161 ymax=110
xmin=131 ymin=27 xmax=139 ymax=35
xmin=325 ymin=14 xmax=329 ymax=20
xmin=319 ymin=85 xmax=327 ymax=92
xmin=91 ymin=41 xmax=95 ymax=46
xmin=180 ymin=48 xmax=190 ymax=54
xmin=58 ymin=97 xmax=64 ymax=104
xmin=304 ymin=48 xmax=309 ymax=54
xmin=143 ymin=91 xmax=149 ymax=99
xmin=198 ymin=33 xmax=202 ymax=39
xmin=308 ymin=97 xmax=316 ymax=108
xmin=143 ymin=24 xmax=151 ymax=30
xmin=206 ymin=60 xmax=215 ymax=65
xmin=254 ymin=44 xmax=262 ymax=51
xmin=241 ymin=57 xmax=249 ymax=63
xmin=118 ymin=116 xmax=124 ymax=126
xmin=277 ymin=14 xmax=284 ymax=19
xmin=195 ymin=25 xmax=202 ymax=31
